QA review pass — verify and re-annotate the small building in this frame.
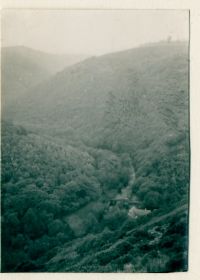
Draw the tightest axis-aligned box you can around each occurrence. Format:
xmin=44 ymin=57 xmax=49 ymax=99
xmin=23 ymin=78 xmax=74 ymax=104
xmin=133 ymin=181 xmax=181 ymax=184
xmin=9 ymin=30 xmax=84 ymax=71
xmin=128 ymin=206 xmax=151 ymax=219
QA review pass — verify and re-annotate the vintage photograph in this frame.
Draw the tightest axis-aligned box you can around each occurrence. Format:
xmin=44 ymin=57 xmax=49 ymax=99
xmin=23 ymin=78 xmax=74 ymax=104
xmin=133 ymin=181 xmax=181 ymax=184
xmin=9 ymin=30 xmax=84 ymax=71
xmin=1 ymin=9 xmax=190 ymax=272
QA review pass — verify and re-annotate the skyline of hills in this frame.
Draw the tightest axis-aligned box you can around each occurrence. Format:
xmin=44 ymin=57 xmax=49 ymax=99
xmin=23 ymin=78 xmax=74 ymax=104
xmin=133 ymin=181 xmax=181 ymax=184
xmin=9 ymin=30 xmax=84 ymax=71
xmin=1 ymin=45 xmax=88 ymax=109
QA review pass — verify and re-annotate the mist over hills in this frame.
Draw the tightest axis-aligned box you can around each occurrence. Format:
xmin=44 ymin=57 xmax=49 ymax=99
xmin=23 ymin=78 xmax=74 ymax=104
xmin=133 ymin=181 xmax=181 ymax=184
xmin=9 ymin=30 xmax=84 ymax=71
xmin=1 ymin=41 xmax=189 ymax=272
xmin=1 ymin=46 xmax=88 ymax=106
xmin=7 ymin=42 xmax=189 ymax=149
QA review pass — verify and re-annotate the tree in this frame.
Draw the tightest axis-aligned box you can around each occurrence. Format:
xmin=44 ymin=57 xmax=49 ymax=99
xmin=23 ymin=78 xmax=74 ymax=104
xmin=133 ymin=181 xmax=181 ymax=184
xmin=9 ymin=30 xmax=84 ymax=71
xmin=143 ymin=191 xmax=161 ymax=209
xmin=22 ymin=208 xmax=45 ymax=238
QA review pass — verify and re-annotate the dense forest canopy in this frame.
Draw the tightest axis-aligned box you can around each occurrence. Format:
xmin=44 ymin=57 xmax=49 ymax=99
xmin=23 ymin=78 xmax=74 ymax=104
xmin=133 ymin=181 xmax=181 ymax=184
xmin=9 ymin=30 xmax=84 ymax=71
xmin=1 ymin=41 xmax=189 ymax=272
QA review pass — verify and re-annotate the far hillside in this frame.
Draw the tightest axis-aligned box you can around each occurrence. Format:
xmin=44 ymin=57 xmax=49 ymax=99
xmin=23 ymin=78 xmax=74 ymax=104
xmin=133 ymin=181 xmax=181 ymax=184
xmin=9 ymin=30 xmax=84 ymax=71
xmin=1 ymin=46 xmax=88 ymax=107
xmin=7 ymin=41 xmax=189 ymax=156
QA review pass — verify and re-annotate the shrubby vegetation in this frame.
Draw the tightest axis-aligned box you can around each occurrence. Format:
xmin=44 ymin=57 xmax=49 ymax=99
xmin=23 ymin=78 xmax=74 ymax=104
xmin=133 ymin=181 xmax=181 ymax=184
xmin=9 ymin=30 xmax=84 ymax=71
xmin=44 ymin=210 xmax=188 ymax=272
xmin=1 ymin=122 xmax=133 ymax=271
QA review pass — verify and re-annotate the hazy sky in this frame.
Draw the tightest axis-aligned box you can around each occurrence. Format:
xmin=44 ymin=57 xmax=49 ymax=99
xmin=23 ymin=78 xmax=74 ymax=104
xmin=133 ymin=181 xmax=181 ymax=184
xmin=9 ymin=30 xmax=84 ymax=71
xmin=2 ymin=9 xmax=189 ymax=55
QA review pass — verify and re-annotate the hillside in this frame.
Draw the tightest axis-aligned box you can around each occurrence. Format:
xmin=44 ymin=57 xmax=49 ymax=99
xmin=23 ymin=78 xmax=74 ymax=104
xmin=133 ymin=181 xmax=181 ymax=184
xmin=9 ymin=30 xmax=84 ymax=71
xmin=1 ymin=122 xmax=133 ymax=271
xmin=9 ymin=42 xmax=188 ymax=138
xmin=8 ymin=42 xmax=189 ymax=178
xmin=4 ymin=46 xmax=87 ymax=73
xmin=1 ymin=46 xmax=87 ymax=111
xmin=1 ymin=42 xmax=190 ymax=272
